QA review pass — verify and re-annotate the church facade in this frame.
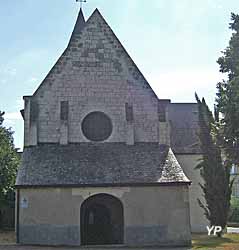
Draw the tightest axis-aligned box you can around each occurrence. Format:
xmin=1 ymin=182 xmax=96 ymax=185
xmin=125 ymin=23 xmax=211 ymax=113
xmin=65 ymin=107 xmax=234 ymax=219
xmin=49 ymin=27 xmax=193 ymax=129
xmin=16 ymin=8 xmax=207 ymax=246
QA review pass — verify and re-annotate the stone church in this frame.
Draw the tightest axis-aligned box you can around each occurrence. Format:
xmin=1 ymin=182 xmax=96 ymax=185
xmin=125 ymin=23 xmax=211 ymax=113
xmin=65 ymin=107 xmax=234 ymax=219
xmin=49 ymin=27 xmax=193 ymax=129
xmin=16 ymin=8 xmax=207 ymax=246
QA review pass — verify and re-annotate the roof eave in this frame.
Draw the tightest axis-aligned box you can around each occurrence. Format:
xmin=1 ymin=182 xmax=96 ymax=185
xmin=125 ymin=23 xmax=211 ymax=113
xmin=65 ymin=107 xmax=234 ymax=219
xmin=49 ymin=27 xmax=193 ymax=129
xmin=15 ymin=181 xmax=191 ymax=189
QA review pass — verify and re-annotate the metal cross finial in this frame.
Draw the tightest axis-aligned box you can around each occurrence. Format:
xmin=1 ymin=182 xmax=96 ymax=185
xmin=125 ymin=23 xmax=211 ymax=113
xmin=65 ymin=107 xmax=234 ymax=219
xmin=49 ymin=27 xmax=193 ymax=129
xmin=76 ymin=0 xmax=87 ymax=9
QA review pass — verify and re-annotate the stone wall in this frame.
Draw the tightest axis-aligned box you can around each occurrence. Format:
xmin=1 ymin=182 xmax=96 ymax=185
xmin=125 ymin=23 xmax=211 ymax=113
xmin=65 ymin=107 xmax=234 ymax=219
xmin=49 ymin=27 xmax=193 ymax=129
xmin=23 ymin=10 xmax=161 ymax=146
xmin=18 ymin=186 xmax=191 ymax=246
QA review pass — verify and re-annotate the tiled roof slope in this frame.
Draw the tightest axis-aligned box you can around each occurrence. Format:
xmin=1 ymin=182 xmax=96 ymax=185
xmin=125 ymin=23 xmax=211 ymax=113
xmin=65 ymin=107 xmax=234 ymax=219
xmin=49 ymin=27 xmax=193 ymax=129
xmin=33 ymin=8 xmax=157 ymax=99
xmin=169 ymin=103 xmax=201 ymax=154
xmin=16 ymin=143 xmax=190 ymax=187
xmin=71 ymin=8 xmax=85 ymax=38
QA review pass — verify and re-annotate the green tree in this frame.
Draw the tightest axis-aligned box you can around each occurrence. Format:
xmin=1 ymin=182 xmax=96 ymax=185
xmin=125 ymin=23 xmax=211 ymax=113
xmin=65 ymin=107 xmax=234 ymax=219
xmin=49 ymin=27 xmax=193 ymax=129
xmin=0 ymin=111 xmax=20 ymax=208
xmin=216 ymin=13 xmax=239 ymax=165
xmin=195 ymin=94 xmax=233 ymax=236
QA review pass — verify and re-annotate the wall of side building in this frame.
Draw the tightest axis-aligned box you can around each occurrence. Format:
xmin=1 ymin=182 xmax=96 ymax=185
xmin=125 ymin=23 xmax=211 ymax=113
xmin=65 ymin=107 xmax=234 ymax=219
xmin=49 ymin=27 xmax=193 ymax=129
xmin=17 ymin=185 xmax=191 ymax=246
xmin=176 ymin=154 xmax=208 ymax=232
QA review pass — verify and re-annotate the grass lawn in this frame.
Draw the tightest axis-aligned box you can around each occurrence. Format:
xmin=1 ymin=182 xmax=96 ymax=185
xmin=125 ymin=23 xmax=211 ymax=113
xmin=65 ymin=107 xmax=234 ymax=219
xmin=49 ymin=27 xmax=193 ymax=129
xmin=192 ymin=233 xmax=239 ymax=249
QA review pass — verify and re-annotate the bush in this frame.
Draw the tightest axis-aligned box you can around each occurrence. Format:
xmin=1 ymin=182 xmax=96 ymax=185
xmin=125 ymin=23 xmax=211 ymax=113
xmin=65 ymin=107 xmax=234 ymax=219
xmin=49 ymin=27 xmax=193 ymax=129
xmin=229 ymin=197 xmax=239 ymax=223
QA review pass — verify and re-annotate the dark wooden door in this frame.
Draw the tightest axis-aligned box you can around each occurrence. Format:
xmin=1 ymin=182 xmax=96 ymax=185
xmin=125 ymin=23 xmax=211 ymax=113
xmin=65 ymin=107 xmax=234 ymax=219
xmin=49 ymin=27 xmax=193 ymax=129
xmin=81 ymin=194 xmax=124 ymax=245
xmin=84 ymin=203 xmax=112 ymax=244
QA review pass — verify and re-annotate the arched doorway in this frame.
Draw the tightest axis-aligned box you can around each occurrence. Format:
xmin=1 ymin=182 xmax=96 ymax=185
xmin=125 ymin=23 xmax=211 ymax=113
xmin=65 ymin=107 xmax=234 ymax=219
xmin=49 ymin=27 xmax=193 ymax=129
xmin=81 ymin=193 xmax=124 ymax=245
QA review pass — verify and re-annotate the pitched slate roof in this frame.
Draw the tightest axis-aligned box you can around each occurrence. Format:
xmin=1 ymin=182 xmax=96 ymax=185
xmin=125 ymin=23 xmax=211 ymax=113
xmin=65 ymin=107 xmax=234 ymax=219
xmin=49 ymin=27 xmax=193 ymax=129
xmin=71 ymin=8 xmax=86 ymax=39
xmin=16 ymin=143 xmax=190 ymax=187
xmin=169 ymin=103 xmax=201 ymax=154
xmin=33 ymin=8 xmax=157 ymax=99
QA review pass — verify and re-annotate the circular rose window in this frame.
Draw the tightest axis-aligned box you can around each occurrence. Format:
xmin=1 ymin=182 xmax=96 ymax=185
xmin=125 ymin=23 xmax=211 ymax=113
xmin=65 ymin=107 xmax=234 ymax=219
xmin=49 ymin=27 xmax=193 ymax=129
xmin=81 ymin=112 xmax=112 ymax=141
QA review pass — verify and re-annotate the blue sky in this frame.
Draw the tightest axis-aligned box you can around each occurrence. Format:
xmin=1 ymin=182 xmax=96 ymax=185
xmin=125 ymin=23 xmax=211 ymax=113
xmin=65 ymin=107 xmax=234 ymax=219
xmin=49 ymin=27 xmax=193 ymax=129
xmin=0 ymin=0 xmax=238 ymax=150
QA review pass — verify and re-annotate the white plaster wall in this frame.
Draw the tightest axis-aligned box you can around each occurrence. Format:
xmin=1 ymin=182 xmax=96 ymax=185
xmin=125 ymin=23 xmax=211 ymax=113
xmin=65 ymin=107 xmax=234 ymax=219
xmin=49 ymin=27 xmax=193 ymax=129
xmin=176 ymin=154 xmax=208 ymax=232
xmin=19 ymin=185 xmax=190 ymax=230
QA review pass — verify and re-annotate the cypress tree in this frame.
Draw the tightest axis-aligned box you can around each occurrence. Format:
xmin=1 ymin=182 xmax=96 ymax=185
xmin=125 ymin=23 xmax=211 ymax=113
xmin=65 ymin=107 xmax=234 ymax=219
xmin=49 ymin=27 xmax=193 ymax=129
xmin=196 ymin=94 xmax=233 ymax=236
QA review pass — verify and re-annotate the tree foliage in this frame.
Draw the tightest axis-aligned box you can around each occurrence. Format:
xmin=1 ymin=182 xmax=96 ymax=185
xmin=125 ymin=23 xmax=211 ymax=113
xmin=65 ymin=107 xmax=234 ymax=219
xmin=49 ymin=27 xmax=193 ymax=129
xmin=0 ymin=111 xmax=20 ymax=207
xmin=195 ymin=94 xmax=233 ymax=236
xmin=216 ymin=13 xmax=239 ymax=165
xmin=229 ymin=197 xmax=239 ymax=223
